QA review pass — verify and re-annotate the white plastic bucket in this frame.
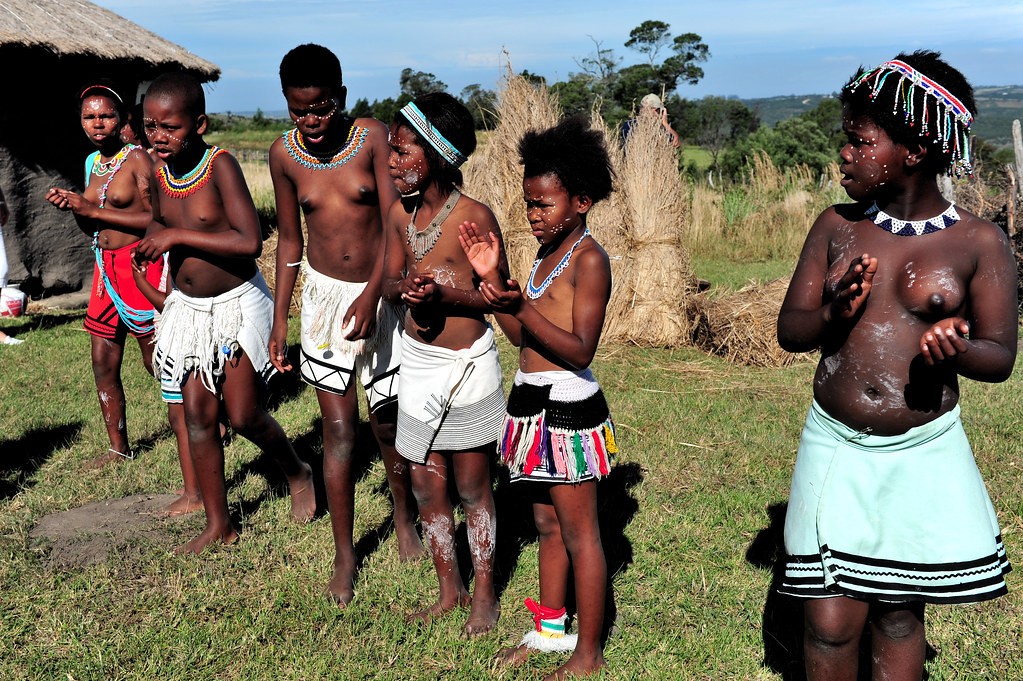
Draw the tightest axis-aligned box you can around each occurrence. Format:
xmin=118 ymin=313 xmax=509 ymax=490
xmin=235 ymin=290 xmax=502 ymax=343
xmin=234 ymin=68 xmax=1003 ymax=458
xmin=0 ymin=286 xmax=26 ymax=317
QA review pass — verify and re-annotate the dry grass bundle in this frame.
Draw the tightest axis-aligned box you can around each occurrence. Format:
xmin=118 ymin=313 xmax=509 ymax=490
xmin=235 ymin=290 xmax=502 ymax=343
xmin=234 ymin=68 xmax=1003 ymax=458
xmin=694 ymin=276 xmax=811 ymax=367
xmin=462 ymin=71 xmax=560 ymax=281
xmin=463 ymin=70 xmax=699 ymax=347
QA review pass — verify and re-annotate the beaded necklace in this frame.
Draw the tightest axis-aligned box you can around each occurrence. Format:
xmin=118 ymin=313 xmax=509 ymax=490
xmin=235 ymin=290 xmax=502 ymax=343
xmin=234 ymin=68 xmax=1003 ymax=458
xmin=282 ymin=123 xmax=366 ymax=171
xmin=157 ymin=146 xmax=227 ymax=199
xmin=866 ymin=202 xmax=960 ymax=236
xmin=526 ymin=229 xmax=590 ymax=300
xmin=92 ymin=145 xmax=137 ymax=208
xmin=407 ymin=189 xmax=460 ymax=262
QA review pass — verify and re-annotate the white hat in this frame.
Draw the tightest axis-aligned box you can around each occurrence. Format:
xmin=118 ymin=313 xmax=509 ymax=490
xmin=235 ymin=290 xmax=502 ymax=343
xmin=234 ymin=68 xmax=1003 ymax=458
xmin=640 ymin=93 xmax=662 ymax=109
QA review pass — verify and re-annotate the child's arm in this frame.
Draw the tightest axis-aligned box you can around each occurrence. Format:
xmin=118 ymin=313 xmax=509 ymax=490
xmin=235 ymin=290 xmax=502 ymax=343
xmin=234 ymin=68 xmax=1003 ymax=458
xmin=504 ymin=246 xmax=610 ymax=370
xmin=135 ymin=154 xmax=262 ymax=262
xmin=777 ymin=209 xmax=877 ymax=352
xmin=918 ymin=223 xmax=1017 ymax=382
xmin=45 ymin=149 xmax=154 ymax=233
xmin=267 ymin=142 xmax=301 ymax=372
xmin=343 ymin=121 xmax=403 ymax=341
xmin=130 ymin=249 xmax=166 ymax=311
xmin=458 ymin=221 xmax=523 ymax=345
xmin=382 ymin=200 xmax=417 ymax=304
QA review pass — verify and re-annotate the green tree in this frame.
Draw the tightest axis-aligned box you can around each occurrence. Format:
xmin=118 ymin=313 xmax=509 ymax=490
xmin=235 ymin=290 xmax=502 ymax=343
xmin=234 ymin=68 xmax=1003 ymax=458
xmin=798 ymin=97 xmax=843 ymax=152
xmin=723 ymin=117 xmax=833 ymax=176
xmin=399 ymin=68 xmax=447 ymax=98
xmin=460 ymin=84 xmax=497 ymax=129
xmin=348 ymin=97 xmax=373 ymax=119
xmin=660 ymin=33 xmax=710 ymax=90
xmin=625 ymin=20 xmax=672 ymax=66
xmin=688 ymin=97 xmax=758 ymax=172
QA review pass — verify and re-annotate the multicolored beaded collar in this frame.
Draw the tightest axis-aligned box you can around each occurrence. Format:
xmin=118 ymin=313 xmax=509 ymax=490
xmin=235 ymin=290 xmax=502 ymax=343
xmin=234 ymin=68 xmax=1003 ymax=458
xmin=866 ymin=202 xmax=960 ymax=236
xmin=91 ymin=145 xmax=138 ymax=208
xmin=282 ymin=124 xmax=366 ymax=171
xmin=157 ymin=146 xmax=227 ymax=199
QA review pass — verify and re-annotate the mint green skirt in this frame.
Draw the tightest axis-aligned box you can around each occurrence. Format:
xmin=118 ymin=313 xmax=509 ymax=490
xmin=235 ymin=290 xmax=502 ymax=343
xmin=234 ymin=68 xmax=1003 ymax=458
xmin=780 ymin=400 xmax=1010 ymax=603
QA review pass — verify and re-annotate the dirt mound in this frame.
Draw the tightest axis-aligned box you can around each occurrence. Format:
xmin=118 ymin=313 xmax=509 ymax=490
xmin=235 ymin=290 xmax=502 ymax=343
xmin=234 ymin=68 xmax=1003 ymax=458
xmin=29 ymin=494 xmax=193 ymax=569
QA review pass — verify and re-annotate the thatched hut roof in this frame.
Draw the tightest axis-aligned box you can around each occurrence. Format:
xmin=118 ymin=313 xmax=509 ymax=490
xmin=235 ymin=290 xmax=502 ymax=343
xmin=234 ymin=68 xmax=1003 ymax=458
xmin=0 ymin=0 xmax=219 ymax=80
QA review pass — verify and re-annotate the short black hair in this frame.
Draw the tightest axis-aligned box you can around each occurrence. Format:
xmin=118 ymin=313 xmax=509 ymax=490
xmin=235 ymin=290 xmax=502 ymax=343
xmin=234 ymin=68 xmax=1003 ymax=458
xmin=279 ymin=44 xmax=343 ymax=91
xmin=518 ymin=115 xmax=614 ymax=204
xmin=146 ymin=72 xmax=206 ymax=118
xmin=841 ymin=50 xmax=975 ymax=176
xmin=393 ymin=92 xmax=476 ymax=189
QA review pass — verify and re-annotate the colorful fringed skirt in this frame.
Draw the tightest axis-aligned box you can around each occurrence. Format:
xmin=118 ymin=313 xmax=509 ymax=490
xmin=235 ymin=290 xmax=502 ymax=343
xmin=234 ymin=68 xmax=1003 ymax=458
xmin=780 ymin=400 xmax=1010 ymax=604
xmin=501 ymin=369 xmax=617 ymax=483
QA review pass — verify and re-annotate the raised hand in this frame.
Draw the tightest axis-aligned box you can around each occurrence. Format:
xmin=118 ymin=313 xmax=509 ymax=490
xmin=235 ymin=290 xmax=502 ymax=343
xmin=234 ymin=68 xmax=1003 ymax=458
xmin=827 ymin=253 xmax=878 ymax=321
xmin=458 ymin=221 xmax=500 ymax=281
xmin=920 ymin=317 xmax=970 ymax=365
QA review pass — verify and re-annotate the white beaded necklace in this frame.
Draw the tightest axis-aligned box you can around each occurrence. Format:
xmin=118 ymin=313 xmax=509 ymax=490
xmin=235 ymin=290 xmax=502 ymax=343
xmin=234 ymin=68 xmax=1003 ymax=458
xmin=526 ymin=228 xmax=590 ymax=300
xmin=866 ymin=202 xmax=960 ymax=236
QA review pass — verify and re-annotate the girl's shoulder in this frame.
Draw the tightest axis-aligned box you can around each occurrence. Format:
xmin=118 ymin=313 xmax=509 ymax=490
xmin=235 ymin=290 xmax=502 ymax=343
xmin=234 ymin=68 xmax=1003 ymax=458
xmin=451 ymin=191 xmax=498 ymax=227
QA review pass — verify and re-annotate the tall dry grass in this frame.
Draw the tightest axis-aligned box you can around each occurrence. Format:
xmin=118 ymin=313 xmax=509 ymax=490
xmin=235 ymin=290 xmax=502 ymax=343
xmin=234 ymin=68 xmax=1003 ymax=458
xmin=463 ymin=72 xmax=700 ymax=347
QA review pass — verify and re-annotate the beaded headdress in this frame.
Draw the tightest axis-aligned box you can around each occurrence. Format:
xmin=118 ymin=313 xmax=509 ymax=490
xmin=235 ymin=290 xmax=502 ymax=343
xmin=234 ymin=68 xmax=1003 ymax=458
xmin=80 ymin=84 xmax=124 ymax=105
xmin=845 ymin=59 xmax=973 ymax=177
xmin=399 ymin=102 xmax=468 ymax=168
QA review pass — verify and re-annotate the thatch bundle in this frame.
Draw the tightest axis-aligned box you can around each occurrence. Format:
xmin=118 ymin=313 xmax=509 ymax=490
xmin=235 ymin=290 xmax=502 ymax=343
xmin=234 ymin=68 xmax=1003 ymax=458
xmin=462 ymin=72 xmax=701 ymax=347
xmin=694 ymin=277 xmax=809 ymax=367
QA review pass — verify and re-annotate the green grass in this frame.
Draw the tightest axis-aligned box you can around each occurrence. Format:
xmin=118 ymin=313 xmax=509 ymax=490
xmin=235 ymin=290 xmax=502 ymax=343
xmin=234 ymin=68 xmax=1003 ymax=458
xmin=691 ymin=254 xmax=798 ymax=292
xmin=1 ymin=313 xmax=1021 ymax=680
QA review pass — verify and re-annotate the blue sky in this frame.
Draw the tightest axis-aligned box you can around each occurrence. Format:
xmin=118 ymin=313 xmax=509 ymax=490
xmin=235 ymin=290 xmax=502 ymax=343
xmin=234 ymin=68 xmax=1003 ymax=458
xmin=95 ymin=0 xmax=1023 ymax=113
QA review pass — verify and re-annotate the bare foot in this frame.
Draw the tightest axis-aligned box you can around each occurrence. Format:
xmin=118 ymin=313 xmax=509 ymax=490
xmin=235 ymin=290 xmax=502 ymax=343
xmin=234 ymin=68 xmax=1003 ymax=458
xmin=174 ymin=524 xmax=239 ymax=555
xmin=544 ymin=652 xmax=607 ymax=680
xmin=288 ymin=462 xmax=317 ymax=523
xmin=155 ymin=493 xmax=204 ymax=518
xmin=406 ymin=592 xmax=471 ymax=626
xmin=84 ymin=448 xmax=131 ymax=469
xmin=464 ymin=596 xmax=501 ymax=637
xmin=496 ymin=644 xmax=534 ymax=667
xmin=325 ymin=556 xmax=355 ymax=607
xmin=396 ymin=529 xmax=428 ymax=562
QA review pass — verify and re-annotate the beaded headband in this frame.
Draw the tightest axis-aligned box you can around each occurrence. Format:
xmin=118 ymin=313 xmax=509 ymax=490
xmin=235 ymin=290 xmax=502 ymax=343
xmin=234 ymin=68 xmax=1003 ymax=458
xmin=80 ymin=84 xmax=124 ymax=105
xmin=846 ymin=59 xmax=973 ymax=177
xmin=399 ymin=102 xmax=468 ymax=168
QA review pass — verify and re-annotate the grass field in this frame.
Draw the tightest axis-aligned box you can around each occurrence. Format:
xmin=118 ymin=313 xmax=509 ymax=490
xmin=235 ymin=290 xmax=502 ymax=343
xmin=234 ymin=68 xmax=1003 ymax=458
xmin=1 ymin=308 xmax=1021 ymax=680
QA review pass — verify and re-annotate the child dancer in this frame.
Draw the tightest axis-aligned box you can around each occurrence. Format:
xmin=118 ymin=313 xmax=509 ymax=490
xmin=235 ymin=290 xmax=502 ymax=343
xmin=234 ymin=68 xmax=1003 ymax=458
xmin=135 ymin=73 xmax=316 ymax=553
xmin=382 ymin=93 xmax=506 ymax=636
xmin=46 ymin=83 xmax=162 ymax=467
xmin=459 ymin=115 xmax=617 ymax=680
xmin=268 ymin=44 xmax=424 ymax=605
xmin=777 ymin=51 xmax=1016 ymax=681
xmin=130 ymin=251 xmax=202 ymax=517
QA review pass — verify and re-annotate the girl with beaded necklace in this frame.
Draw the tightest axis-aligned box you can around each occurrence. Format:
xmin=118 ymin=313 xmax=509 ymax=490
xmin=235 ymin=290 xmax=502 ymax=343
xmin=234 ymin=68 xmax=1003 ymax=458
xmin=45 ymin=83 xmax=166 ymax=469
xmin=459 ymin=114 xmax=617 ymax=680
xmin=777 ymin=51 xmax=1016 ymax=680
xmin=382 ymin=92 xmax=507 ymax=636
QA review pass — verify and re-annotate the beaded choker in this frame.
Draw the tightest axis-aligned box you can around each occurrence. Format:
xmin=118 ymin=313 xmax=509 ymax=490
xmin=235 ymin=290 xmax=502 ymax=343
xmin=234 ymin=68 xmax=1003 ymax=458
xmin=407 ymin=189 xmax=460 ymax=262
xmin=846 ymin=59 xmax=973 ymax=177
xmin=157 ymin=146 xmax=227 ymax=199
xmin=866 ymin=202 xmax=959 ymax=236
xmin=282 ymin=123 xmax=367 ymax=170
xmin=526 ymin=229 xmax=590 ymax=300
xmin=91 ymin=146 xmax=132 ymax=177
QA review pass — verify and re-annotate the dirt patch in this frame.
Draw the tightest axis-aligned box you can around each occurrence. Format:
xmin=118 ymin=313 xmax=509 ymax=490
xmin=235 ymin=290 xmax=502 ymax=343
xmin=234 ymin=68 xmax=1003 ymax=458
xmin=29 ymin=494 xmax=194 ymax=569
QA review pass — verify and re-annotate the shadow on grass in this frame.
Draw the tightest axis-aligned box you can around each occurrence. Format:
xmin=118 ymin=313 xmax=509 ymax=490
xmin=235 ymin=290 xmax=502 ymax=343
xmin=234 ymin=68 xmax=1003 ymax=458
xmin=262 ymin=342 xmax=310 ymax=414
xmin=0 ymin=422 xmax=84 ymax=499
xmin=479 ymin=461 xmax=642 ymax=642
xmin=0 ymin=310 xmax=86 ymax=336
xmin=746 ymin=502 xmax=936 ymax=681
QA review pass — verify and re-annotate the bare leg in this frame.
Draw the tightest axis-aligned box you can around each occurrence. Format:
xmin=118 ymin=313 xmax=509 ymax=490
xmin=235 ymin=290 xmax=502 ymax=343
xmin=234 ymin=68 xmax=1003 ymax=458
xmin=317 ymin=387 xmax=360 ymax=606
xmin=369 ymin=404 xmax=425 ymax=561
xmin=220 ymin=353 xmax=316 ymax=523
xmin=176 ymin=378 xmax=237 ymax=554
xmin=498 ymin=497 xmax=568 ymax=666
xmin=804 ymin=597 xmax=870 ymax=681
xmin=452 ymin=448 xmax=500 ymax=637
xmin=543 ymin=481 xmax=606 ymax=680
xmin=87 ymin=334 xmax=130 ymax=468
xmin=407 ymin=453 xmax=470 ymax=624
xmin=157 ymin=402 xmax=203 ymax=517
xmin=871 ymin=602 xmax=925 ymax=681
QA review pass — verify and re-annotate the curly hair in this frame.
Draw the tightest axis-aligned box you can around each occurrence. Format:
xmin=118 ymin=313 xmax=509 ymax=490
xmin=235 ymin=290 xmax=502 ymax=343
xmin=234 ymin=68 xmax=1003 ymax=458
xmin=518 ymin=115 xmax=614 ymax=203
xmin=393 ymin=92 xmax=476 ymax=189
xmin=841 ymin=50 xmax=975 ymax=176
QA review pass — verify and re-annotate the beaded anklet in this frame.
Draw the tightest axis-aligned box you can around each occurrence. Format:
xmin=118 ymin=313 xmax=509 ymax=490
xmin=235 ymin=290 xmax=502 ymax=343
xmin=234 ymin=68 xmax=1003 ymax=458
xmin=519 ymin=598 xmax=578 ymax=653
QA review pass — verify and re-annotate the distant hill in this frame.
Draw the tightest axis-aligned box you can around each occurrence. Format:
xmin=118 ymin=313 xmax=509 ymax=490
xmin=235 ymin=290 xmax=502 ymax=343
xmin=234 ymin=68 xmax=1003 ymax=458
xmin=743 ymin=86 xmax=1023 ymax=147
